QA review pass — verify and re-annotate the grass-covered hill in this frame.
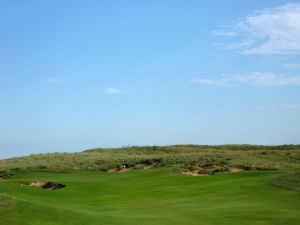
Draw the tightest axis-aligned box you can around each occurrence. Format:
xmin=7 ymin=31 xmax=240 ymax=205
xmin=1 ymin=144 xmax=300 ymax=173
xmin=1 ymin=145 xmax=300 ymax=225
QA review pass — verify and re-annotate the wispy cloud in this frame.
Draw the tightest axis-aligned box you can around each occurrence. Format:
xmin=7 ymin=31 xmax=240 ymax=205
xmin=213 ymin=2 xmax=300 ymax=55
xmin=48 ymin=78 xmax=64 ymax=84
xmin=283 ymin=63 xmax=300 ymax=69
xmin=103 ymin=87 xmax=122 ymax=94
xmin=222 ymin=39 xmax=255 ymax=50
xmin=211 ymin=29 xmax=238 ymax=37
xmin=191 ymin=72 xmax=300 ymax=87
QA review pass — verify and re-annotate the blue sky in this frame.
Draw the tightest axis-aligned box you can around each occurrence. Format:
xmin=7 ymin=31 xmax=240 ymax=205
xmin=1 ymin=0 xmax=300 ymax=158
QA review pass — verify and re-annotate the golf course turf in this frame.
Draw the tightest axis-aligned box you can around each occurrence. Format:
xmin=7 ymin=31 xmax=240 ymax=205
xmin=1 ymin=168 xmax=300 ymax=225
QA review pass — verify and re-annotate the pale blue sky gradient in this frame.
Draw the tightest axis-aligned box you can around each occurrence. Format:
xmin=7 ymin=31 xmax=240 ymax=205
xmin=1 ymin=0 xmax=300 ymax=158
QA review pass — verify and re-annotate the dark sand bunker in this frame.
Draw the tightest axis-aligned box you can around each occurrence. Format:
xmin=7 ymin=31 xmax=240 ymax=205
xmin=21 ymin=182 xmax=65 ymax=190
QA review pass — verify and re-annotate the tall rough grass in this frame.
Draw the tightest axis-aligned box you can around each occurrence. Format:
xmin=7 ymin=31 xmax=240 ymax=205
xmin=0 ymin=145 xmax=299 ymax=172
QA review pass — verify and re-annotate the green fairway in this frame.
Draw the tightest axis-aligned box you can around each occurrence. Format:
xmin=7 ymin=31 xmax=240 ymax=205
xmin=0 ymin=168 xmax=300 ymax=225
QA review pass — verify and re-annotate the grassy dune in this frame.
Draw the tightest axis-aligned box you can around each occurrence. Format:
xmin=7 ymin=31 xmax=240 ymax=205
xmin=1 ymin=145 xmax=300 ymax=172
xmin=0 ymin=145 xmax=300 ymax=225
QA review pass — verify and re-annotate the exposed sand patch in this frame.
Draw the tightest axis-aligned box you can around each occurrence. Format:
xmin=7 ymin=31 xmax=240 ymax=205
xmin=108 ymin=168 xmax=117 ymax=173
xmin=229 ymin=168 xmax=244 ymax=173
xmin=29 ymin=182 xmax=47 ymax=187
xmin=108 ymin=167 xmax=132 ymax=173
xmin=182 ymin=171 xmax=209 ymax=176
xmin=108 ymin=162 xmax=157 ymax=173
xmin=117 ymin=168 xmax=132 ymax=173
xmin=135 ymin=163 xmax=156 ymax=169
xmin=182 ymin=167 xmax=245 ymax=176
xmin=21 ymin=182 xmax=65 ymax=190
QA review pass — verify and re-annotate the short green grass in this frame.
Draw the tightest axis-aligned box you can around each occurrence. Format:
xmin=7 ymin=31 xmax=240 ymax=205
xmin=1 ymin=168 xmax=300 ymax=225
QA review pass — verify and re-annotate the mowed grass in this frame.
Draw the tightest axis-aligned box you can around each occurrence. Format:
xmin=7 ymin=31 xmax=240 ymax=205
xmin=1 ymin=168 xmax=300 ymax=225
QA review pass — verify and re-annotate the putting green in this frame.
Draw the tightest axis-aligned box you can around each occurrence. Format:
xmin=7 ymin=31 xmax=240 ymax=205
xmin=0 ymin=168 xmax=299 ymax=225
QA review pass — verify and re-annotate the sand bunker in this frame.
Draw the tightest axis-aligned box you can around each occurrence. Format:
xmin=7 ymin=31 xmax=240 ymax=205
xmin=229 ymin=168 xmax=244 ymax=173
xmin=108 ymin=168 xmax=132 ymax=173
xmin=182 ymin=171 xmax=209 ymax=176
xmin=135 ymin=163 xmax=156 ymax=169
xmin=21 ymin=182 xmax=65 ymax=190
xmin=182 ymin=167 xmax=245 ymax=176
xmin=108 ymin=162 xmax=157 ymax=173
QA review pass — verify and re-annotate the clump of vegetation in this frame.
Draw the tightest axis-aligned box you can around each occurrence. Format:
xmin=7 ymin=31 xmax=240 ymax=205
xmin=269 ymin=172 xmax=300 ymax=191
xmin=183 ymin=155 xmax=232 ymax=175
xmin=0 ymin=170 xmax=13 ymax=179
